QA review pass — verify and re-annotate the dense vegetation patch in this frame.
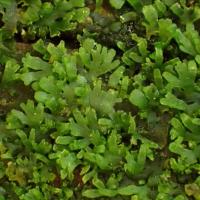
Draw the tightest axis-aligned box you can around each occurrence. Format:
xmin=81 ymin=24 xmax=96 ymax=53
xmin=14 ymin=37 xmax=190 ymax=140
xmin=0 ymin=0 xmax=200 ymax=199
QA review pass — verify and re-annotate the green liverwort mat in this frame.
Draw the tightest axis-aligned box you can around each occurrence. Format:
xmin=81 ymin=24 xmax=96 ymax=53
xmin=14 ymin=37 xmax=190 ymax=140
xmin=0 ymin=0 xmax=200 ymax=199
